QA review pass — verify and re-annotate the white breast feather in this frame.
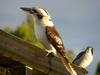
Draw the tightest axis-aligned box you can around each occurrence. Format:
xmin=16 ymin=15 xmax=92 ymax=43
xmin=79 ymin=52 xmax=93 ymax=68
xmin=34 ymin=21 xmax=57 ymax=55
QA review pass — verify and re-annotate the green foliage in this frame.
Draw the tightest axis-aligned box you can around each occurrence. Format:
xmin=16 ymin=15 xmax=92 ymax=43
xmin=65 ymin=49 xmax=75 ymax=62
xmin=4 ymin=26 xmax=14 ymax=34
xmin=14 ymin=14 xmax=35 ymax=41
xmin=4 ymin=14 xmax=44 ymax=49
xmin=96 ymin=62 xmax=100 ymax=75
xmin=14 ymin=23 xmax=35 ymax=42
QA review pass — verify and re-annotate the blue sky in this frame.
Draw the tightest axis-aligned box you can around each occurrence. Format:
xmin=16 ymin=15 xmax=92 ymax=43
xmin=0 ymin=0 xmax=100 ymax=75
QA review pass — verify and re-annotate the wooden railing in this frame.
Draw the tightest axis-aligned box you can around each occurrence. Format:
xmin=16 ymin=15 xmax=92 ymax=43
xmin=0 ymin=29 xmax=87 ymax=75
xmin=0 ymin=29 xmax=69 ymax=75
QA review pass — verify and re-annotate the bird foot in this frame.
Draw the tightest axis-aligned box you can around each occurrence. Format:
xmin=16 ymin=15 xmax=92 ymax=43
xmin=45 ymin=49 xmax=54 ymax=56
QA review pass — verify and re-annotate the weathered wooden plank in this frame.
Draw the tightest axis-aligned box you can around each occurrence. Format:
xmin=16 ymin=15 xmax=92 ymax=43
xmin=0 ymin=29 xmax=68 ymax=75
xmin=0 ymin=29 xmax=88 ymax=75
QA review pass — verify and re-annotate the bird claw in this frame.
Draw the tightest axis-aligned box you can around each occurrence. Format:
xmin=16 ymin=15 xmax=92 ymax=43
xmin=45 ymin=49 xmax=53 ymax=56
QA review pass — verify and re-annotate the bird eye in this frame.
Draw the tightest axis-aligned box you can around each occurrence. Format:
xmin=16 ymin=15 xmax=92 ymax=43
xmin=37 ymin=14 xmax=43 ymax=19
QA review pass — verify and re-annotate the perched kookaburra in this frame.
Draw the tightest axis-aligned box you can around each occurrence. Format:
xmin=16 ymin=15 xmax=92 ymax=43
xmin=73 ymin=46 xmax=93 ymax=68
xmin=21 ymin=7 xmax=88 ymax=75
xmin=21 ymin=7 xmax=66 ymax=57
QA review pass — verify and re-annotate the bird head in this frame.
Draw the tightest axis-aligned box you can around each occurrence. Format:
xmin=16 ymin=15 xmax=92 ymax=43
xmin=86 ymin=46 xmax=93 ymax=54
xmin=20 ymin=7 xmax=54 ymax=26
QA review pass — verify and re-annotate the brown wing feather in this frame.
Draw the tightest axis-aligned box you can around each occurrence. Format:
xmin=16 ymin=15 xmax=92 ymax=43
xmin=46 ymin=26 xmax=65 ymax=56
xmin=46 ymin=26 xmax=88 ymax=74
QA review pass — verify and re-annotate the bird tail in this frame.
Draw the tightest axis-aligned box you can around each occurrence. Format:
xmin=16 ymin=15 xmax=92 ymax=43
xmin=71 ymin=63 xmax=88 ymax=74
xmin=60 ymin=54 xmax=88 ymax=75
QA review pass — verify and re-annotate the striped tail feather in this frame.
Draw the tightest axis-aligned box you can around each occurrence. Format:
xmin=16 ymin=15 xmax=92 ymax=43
xmin=59 ymin=53 xmax=88 ymax=75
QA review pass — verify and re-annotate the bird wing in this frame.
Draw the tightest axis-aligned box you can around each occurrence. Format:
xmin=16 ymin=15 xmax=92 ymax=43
xmin=46 ymin=26 xmax=65 ymax=56
xmin=46 ymin=26 xmax=88 ymax=74
xmin=72 ymin=51 xmax=85 ymax=63
xmin=46 ymin=26 xmax=75 ymax=73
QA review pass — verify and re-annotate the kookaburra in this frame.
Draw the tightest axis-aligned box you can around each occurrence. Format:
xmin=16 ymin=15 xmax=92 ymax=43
xmin=73 ymin=46 xmax=93 ymax=68
xmin=21 ymin=7 xmax=66 ymax=58
xmin=21 ymin=7 xmax=88 ymax=75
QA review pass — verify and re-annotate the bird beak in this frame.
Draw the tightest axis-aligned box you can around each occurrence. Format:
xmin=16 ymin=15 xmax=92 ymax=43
xmin=20 ymin=7 xmax=32 ymax=14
